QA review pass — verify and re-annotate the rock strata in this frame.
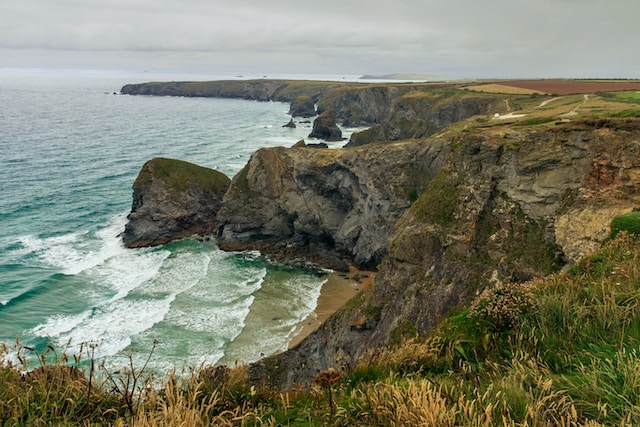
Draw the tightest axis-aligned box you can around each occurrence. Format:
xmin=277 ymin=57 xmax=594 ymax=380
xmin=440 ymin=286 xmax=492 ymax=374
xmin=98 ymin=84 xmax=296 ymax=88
xmin=216 ymin=140 xmax=450 ymax=270
xmin=122 ymin=158 xmax=230 ymax=248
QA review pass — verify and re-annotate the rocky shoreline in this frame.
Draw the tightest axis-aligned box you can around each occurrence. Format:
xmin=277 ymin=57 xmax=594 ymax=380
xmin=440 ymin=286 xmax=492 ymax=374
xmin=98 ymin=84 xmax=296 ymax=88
xmin=121 ymin=79 xmax=640 ymax=387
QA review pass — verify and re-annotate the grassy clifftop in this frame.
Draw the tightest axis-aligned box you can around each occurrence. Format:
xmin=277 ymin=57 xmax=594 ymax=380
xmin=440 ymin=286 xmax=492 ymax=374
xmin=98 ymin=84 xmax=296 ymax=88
xmin=133 ymin=157 xmax=230 ymax=196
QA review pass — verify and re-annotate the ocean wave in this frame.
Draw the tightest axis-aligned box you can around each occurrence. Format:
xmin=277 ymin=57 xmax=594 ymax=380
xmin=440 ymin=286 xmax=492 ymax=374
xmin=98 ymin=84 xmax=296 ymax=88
xmin=220 ymin=272 xmax=326 ymax=364
xmin=30 ymin=293 xmax=177 ymax=359
xmin=9 ymin=213 xmax=130 ymax=276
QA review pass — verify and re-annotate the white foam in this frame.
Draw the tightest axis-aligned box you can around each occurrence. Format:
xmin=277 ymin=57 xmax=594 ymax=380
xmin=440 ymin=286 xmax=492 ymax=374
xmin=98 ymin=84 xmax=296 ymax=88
xmin=134 ymin=250 xmax=210 ymax=296
xmin=11 ymin=213 xmax=132 ymax=276
xmin=221 ymin=273 xmax=326 ymax=364
xmin=167 ymin=295 xmax=254 ymax=337
xmin=31 ymin=294 xmax=176 ymax=358
xmin=90 ymin=248 xmax=170 ymax=301
xmin=29 ymin=310 xmax=92 ymax=338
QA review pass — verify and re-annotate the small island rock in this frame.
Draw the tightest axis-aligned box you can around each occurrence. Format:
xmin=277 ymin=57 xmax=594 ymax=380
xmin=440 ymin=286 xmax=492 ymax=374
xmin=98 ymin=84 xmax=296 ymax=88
xmin=122 ymin=158 xmax=230 ymax=248
xmin=308 ymin=109 xmax=342 ymax=141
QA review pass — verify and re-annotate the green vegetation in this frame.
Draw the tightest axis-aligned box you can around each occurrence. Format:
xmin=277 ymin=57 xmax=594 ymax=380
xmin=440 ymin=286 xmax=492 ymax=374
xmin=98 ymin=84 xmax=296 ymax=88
xmin=612 ymin=109 xmax=640 ymax=118
xmin=603 ymin=91 xmax=640 ymax=104
xmin=4 ymin=233 xmax=640 ymax=425
xmin=410 ymin=169 xmax=462 ymax=226
xmin=610 ymin=211 xmax=640 ymax=238
xmin=135 ymin=157 xmax=230 ymax=195
xmin=513 ymin=116 xmax=556 ymax=127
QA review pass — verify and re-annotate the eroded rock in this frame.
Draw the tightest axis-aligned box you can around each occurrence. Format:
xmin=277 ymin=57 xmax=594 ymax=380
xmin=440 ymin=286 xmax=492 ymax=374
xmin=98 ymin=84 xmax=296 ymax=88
xmin=308 ymin=110 xmax=343 ymax=141
xmin=122 ymin=158 xmax=230 ymax=248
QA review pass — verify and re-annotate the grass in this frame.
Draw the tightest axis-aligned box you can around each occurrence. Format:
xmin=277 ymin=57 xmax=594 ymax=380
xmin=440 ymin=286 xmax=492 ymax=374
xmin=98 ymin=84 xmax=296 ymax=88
xmin=134 ymin=157 xmax=231 ymax=196
xmin=4 ymin=232 xmax=640 ymax=425
xmin=410 ymin=168 xmax=462 ymax=226
xmin=609 ymin=211 xmax=640 ymax=239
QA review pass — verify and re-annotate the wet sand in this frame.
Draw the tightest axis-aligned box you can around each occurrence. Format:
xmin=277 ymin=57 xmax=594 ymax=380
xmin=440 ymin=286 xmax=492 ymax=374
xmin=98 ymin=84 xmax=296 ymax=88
xmin=288 ymin=266 xmax=374 ymax=349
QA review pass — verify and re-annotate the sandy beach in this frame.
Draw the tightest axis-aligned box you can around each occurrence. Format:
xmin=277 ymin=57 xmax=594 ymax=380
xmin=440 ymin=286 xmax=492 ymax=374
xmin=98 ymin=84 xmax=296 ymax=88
xmin=287 ymin=266 xmax=374 ymax=349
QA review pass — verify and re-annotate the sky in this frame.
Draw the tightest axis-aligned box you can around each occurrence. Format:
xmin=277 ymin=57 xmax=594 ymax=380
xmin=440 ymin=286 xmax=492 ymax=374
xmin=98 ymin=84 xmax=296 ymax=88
xmin=1 ymin=0 xmax=638 ymax=79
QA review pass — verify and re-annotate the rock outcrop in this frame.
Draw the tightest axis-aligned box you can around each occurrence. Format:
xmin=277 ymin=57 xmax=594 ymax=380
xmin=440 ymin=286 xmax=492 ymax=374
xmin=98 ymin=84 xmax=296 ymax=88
xmin=288 ymin=95 xmax=316 ymax=117
xmin=216 ymin=140 xmax=450 ymax=270
xmin=247 ymin=119 xmax=640 ymax=388
xmin=308 ymin=110 xmax=343 ymax=141
xmin=122 ymin=158 xmax=230 ymax=248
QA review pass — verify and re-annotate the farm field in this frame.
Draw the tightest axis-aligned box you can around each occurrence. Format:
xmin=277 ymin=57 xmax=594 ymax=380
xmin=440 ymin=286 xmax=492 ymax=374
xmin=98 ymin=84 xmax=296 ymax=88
xmin=467 ymin=79 xmax=640 ymax=95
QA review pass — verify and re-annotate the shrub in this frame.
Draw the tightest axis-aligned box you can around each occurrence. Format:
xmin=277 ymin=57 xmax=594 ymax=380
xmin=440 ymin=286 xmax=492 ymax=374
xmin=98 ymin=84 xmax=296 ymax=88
xmin=468 ymin=283 xmax=536 ymax=333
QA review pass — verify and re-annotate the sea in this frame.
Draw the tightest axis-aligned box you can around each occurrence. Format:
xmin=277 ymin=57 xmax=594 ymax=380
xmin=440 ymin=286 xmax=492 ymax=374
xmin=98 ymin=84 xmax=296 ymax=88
xmin=0 ymin=68 xmax=360 ymax=373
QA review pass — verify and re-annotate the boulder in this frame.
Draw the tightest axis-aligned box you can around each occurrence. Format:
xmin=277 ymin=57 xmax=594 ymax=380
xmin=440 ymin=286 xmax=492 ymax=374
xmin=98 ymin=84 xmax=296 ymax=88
xmin=308 ymin=110 xmax=343 ymax=141
xmin=283 ymin=118 xmax=296 ymax=128
xmin=122 ymin=158 xmax=230 ymax=248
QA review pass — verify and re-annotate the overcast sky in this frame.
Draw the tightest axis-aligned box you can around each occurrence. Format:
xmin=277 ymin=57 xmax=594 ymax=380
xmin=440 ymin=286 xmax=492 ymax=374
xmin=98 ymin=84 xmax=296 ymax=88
xmin=1 ymin=0 xmax=638 ymax=78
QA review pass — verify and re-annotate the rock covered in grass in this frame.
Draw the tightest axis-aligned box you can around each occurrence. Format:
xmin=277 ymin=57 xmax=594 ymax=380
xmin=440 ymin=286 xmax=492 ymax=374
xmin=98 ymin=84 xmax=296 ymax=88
xmin=122 ymin=157 xmax=230 ymax=248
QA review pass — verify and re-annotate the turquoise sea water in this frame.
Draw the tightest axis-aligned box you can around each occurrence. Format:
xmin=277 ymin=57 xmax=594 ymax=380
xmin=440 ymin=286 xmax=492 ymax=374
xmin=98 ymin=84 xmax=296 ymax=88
xmin=0 ymin=68 xmax=354 ymax=372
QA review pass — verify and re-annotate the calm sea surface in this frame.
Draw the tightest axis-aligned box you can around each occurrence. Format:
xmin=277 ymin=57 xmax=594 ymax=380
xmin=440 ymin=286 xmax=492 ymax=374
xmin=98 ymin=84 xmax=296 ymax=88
xmin=0 ymin=68 xmax=356 ymax=372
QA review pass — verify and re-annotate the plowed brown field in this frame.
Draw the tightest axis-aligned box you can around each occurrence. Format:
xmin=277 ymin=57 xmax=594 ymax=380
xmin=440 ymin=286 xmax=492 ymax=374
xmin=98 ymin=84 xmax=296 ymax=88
xmin=497 ymin=80 xmax=640 ymax=95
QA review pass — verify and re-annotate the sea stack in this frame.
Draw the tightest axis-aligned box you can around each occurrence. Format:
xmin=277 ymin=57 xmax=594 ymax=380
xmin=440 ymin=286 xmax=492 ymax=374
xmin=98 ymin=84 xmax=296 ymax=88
xmin=122 ymin=157 xmax=231 ymax=248
xmin=308 ymin=109 xmax=342 ymax=141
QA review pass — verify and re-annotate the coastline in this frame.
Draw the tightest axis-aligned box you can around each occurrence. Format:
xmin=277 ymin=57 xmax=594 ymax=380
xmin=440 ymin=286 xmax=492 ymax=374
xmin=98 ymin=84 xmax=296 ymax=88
xmin=287 ymin=266 xmax=374 ymax=349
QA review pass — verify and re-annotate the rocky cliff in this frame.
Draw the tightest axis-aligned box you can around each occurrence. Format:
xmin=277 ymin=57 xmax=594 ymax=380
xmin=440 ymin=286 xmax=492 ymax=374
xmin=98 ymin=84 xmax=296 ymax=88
xmin=308 ymin=110 xmax=342 ymax=141
xmin=248 ymin=119 xmax=640 ymax=388
xmin=120 ymin=79 xmax=343 ymax=103
xmin=122 ymin=158 xmax=230 ymax=248
xmin=120 ymin=78 xmax=640 ymax=389
xmin=342 ymin=88 xmax=507 ymax=145
xmin=216 ymin=140 xmax=450 ymax=271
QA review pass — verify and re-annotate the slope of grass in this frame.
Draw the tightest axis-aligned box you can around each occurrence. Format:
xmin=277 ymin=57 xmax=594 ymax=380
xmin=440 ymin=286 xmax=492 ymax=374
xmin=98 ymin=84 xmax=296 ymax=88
xmin=3 ymin=232 xmax=640 ymax=425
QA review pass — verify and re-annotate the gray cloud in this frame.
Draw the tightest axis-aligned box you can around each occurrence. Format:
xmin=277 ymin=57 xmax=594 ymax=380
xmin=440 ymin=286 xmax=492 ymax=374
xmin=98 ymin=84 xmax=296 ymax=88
xmin=1 ymin=0 xmax=638 ymax=77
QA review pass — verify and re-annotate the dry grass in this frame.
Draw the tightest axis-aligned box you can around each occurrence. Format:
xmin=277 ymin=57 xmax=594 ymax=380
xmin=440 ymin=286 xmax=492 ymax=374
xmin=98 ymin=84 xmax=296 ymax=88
xmin=464 ymin=83 xmax=545 ymax=95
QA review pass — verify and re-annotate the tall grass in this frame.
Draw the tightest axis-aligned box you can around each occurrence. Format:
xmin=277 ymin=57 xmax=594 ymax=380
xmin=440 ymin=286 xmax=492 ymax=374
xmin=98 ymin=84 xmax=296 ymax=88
xmin=2 ymin=232 xmax=640 ymax=425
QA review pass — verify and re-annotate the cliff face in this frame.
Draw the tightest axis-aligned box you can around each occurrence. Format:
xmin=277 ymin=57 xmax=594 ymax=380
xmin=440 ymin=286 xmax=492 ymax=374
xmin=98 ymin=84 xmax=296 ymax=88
xmin=248 ymin=119 xmax=640 ymax=388
xmin=317 ymin=85 xmax=414 ymax=126
xmin=120 ymin=80 xmax=342 ymax=103
xmin=344 ymin=89 xmax=506 ymax=146
xmin=122 ymin=158 xmax=230 ymax=248
xmin=216 ymin=140 xmax=450 ymax=270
